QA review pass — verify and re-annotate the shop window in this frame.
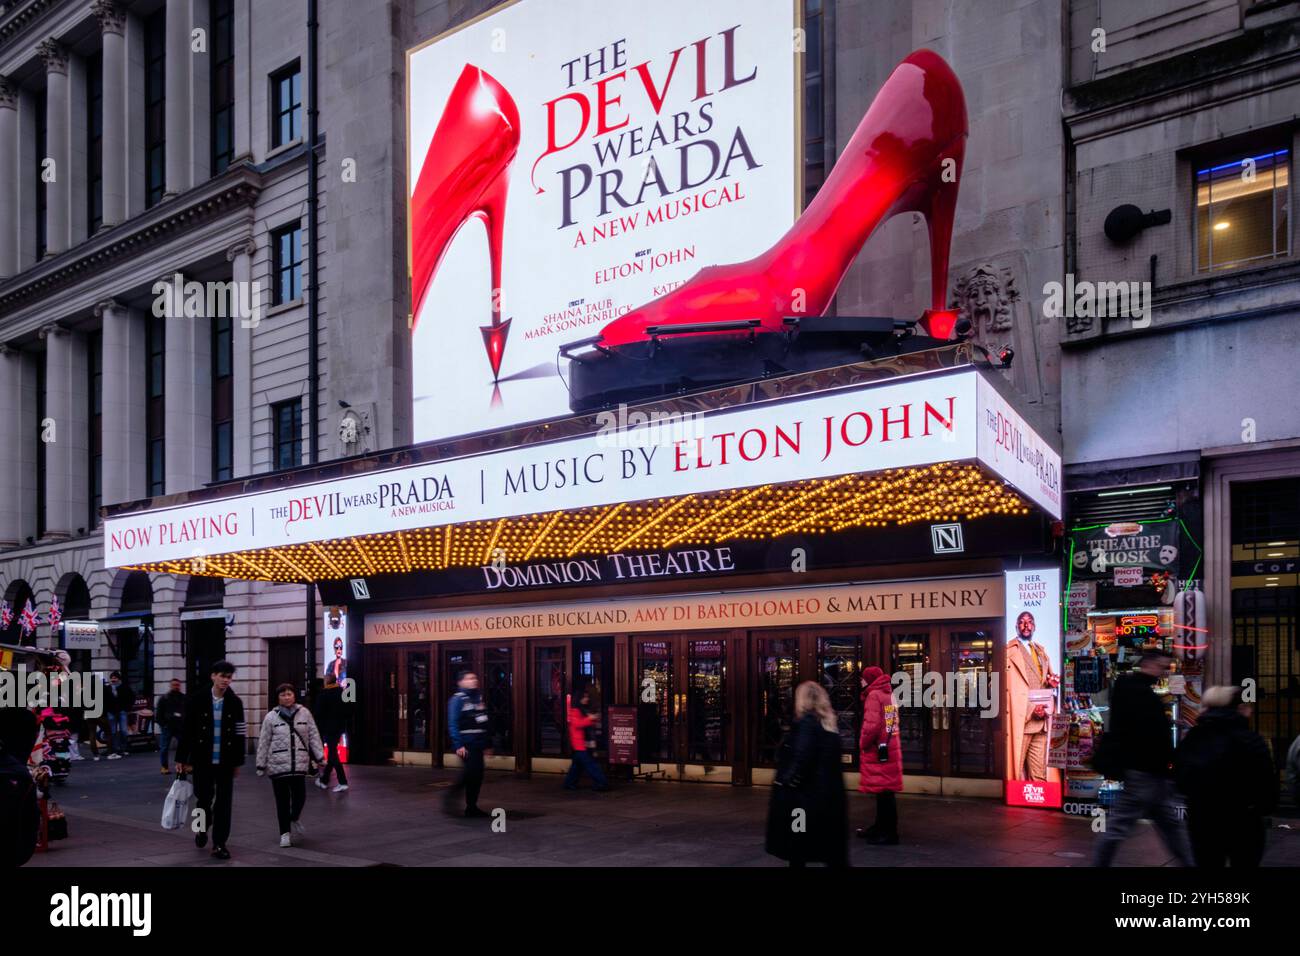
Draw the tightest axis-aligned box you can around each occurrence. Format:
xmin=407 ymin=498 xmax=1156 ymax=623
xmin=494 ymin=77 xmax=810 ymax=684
xmin=1196 ymin=147 xmax=1290 ymax=272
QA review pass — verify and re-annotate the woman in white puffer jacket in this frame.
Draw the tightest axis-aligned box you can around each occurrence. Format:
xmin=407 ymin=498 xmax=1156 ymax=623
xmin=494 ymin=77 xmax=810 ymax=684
xmin=256 ymin=684 xmax=325 ymax=847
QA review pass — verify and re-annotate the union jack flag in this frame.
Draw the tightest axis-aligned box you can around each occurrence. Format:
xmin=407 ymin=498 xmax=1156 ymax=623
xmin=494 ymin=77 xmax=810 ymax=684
xmin=19 ymin=599 xmax=41 ymax=640
xmin=48 ymin=595 xmax=62 ymax=631
xmin=0 ymin=600 xmax=10 ymax=630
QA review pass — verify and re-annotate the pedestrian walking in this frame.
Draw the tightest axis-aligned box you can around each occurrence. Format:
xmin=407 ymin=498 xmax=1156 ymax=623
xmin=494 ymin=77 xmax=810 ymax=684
xmin=1286 ymin=731 xmax=1300 ymax=808
xmin=155 ymin=678 xmax=187 ymax=775
xmin=856 ymin=665 xmax=902 ymax=845
xmin=256 ymin=684 xmax=325 ymax=848
xmin=175 ymin=661 xmax=246 ymax=860
xmin=0 ymin=706 xmax=41 ymax=867
xmin=314 ymin=673 xmax=352 ymax=793
xmin=765 ymin=681 xmax=848 ymax=867
xmin=444 ymin=670 xmax=490 ymax=818
xmin=104 ymin=671 xmax=134 ymax=758
xmin=563 ymin=686 xmax=609 ymax=792
xmin=1091 ymin=651 xmax=1193 ymax=866
xmin=1175 ymin=685 xmax=1277 ymax=867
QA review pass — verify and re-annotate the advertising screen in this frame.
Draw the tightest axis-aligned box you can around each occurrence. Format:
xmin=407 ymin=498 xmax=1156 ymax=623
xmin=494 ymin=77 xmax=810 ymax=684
xmin=407 ymin=0 xmax=799 ymax=440
xmin=1003 ymin=567 xmax=1063 ymax=808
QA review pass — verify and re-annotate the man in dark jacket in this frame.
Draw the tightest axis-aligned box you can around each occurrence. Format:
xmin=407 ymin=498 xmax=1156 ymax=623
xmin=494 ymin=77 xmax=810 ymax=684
xmin=314 ymin=673 xmax=352 ymax=792
xmin=444 ymin=671 xmax=490 ymax=818
xmin=155 ymin=678 xmax=187 ymax=774
xmin=1093 ymin=651 xmax=1193 ymax=866
xmin=104 ymin=671 xmax=134 ymax=758
xmin=1175 ymin=685 xmax=1277 ymax=867
xmin=0 ymin=706 xmax=40 ymax=866
xmin=176 ymin=661 xmax=246 ymax=860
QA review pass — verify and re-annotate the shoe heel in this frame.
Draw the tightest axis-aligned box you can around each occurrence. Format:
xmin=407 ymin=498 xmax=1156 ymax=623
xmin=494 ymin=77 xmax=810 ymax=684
xmin=477 ymin=171 xmax=512 ymax=377
xmin=922 ymin=138 xmax=964 ymax=314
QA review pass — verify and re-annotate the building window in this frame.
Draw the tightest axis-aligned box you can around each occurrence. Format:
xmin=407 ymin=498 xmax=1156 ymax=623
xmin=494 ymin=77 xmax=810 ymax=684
xmin=211 ymin=0 xmax=235 ymax=173
xmin=803 ymin=0 xmax=825 ymax=209
xmin=212 ymin=314 xmax=233 ymax=481
xmin=272 ymin=399 xmax=302 ymax=470
xmin=36 ymin=355 xmax=46 ymax=537
xmin=271 ymin=223 xmax=304 ymax=304
xmin=270 ymin=62 xmax=302 ymax=149
xmin=1196 ymin=148 xmax=1290 ymax=272
xmin=35 ymin=87 xmax=47 ymax=259
xmin=144 ymin=10 xmax=166 ymax=207
xmin=88 ymin=331 xmax=102 ymax=524
xmin=87 ymin=51 xmax=103 ymax=232
xmin=146 ymin=314 xmax=165 ymax=495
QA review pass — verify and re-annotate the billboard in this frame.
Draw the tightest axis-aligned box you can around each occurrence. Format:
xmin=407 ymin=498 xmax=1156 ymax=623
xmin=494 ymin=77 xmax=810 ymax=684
xmin=407 ymin=0 xmax=799 ymax=441
xmin=1003 ymin=567 xmax=1063 ymax=808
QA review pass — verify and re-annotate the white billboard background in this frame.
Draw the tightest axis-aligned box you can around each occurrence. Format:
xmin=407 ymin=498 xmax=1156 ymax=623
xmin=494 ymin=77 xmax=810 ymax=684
xmin=409 ymin=0 xmax=798 ymax=441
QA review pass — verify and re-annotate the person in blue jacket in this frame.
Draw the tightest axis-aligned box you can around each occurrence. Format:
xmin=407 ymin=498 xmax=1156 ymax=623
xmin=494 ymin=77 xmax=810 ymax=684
xmin=444 ymin=671 xmax=489 ymax=818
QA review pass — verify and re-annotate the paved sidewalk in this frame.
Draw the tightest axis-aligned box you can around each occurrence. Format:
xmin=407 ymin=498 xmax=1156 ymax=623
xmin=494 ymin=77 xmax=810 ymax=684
xmin=28 ymin=756 xmax=1300 ymax=867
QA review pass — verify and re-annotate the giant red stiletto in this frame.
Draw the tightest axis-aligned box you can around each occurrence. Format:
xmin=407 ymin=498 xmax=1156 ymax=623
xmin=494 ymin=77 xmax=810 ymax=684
xmin=410 ymin=64 xmax=521 ymax=379
xmin=589 ymin=49 xmax=967 ymax=349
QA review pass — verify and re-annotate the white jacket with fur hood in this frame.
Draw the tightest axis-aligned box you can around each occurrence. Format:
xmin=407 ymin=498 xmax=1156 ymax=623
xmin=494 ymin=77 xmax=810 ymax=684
xmin=256 ymin=704 xmax=325 ymax=778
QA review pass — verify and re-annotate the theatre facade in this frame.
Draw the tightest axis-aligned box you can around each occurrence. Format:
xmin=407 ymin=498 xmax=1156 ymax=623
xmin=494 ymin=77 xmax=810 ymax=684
xmin=105 ymin=348 xmax=1064 ymax=795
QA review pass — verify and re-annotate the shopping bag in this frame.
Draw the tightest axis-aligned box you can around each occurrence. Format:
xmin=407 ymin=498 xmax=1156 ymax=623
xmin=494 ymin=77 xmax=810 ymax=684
xmin=161 ymin=775 xmax=195 ymax=830
xmin=46 ymin=801 xmax=68 ymax=841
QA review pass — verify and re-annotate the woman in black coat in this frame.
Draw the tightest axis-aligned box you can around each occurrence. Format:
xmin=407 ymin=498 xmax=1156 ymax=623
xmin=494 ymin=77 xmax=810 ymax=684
xmin=765 ymin=681 xmax=848 ymax=867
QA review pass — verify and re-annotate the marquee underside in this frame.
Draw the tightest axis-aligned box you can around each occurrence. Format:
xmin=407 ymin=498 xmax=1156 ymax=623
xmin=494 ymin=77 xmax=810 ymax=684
xmin=120 ymin=462 xmax=1029 ymax=583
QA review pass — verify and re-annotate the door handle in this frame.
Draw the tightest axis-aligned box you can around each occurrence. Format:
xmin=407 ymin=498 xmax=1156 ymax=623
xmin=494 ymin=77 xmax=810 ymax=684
xmin=942 ymin=707 xmax=950 ymax=731
xmin=930 ymin=706 xmax=940 ymax=730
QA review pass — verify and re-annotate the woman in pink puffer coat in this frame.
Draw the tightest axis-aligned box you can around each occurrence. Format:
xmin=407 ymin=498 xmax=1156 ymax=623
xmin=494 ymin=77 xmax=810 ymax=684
xmin=857 ymin=666 xmax=902 ymax=844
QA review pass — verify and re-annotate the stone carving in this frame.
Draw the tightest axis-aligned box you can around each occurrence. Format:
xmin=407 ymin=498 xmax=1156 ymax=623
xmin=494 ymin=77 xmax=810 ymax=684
xmin=951 ymin=263 xmax=1016 ymax=336
xmin=949 ymin=259 xmax=1044 ymax=405
xmin=338 ymin=407 xmax=372 ymax=454
xmin=0 ymin=76 xmax=17 ymax=111
xmin=91 ymin=0 xmax=127 ymax=35
xmin=37 ymin=38 xmax=68 ymax=75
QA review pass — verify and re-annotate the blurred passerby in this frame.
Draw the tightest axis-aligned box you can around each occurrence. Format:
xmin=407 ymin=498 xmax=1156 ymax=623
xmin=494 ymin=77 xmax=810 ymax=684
xmin=765 ymin=681 xmax=848 ymax=867
xmin=256 ymin=684 xmax=324 ymax=848
xmin=857 ymin=665 xmax=902 ymax=845
xmin=176 ymin=661 xmax=246 ymax=861
xmin=1092 ymin=651 xmax=1193 ymax=867
xmin=315 ymin=673 xmax=352 ymax=793
xmin=1175 ymin=685 xmax=1277 ymax=867
xmin=1286 ymin=731 xmax=1300 ymax=807
xmin=444 ymin=671 xmax=490 ymax=818
xmin=155 ymin=678 xmax=187 ymax=775
xmin=104 ymin=672 xmax=134 ymax=758
xmin=563 ymin=687 xmax=608 ymax=792
xmin=0 ymin=706 xmax=41 ymax=866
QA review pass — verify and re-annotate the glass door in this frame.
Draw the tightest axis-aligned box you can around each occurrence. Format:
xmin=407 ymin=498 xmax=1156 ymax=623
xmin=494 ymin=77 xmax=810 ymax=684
xmin=442 ymin=644 xmax=515 ymax=756
xmin=754 ymin=635 xmax=800 ymax=766
xmin=889 ymin=627 xmax=935 ymax=774
xmin=944 ymin=626 xmax=998 ymax=776
xmin=817 ymin=634 xmax=864 ymax=768
xmin=631 ymin=634 xmax=731 ymax=773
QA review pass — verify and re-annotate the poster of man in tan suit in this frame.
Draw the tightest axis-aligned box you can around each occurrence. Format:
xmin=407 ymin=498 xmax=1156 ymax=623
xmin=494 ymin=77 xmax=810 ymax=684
xmin=1005 ymin=610 xmax=1060 ymax=782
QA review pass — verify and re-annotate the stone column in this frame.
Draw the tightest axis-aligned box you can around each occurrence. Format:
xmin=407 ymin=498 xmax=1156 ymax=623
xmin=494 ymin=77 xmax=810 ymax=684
xmin=227 ymin=237 xmax=256 ymax=477
xmin=163 ymin=286 xmax=211 ymax=492
xmin=0 ymin=77 xmax=17 ymax=278
xmin=98 ymin=300 xmax=147 ymax=508
xmin=40 ymin=324 xmax=88 ymax=539
xmin=93 ymin=0 xmax=127 ymax=227
xmin=164 ymin=0 xmax=190 ymax=196
xmin=0 ymin=345 xmax=24 ymax=547
xmin=38 ymin=39 xmax=70 ymax=255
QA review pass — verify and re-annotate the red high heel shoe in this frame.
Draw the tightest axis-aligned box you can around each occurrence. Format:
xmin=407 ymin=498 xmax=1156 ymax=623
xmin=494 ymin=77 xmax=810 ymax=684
xmin=410 ymin=64 xmax=521 ymax=378
xmin=591 ymin=49 xmax=967 ymax=348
